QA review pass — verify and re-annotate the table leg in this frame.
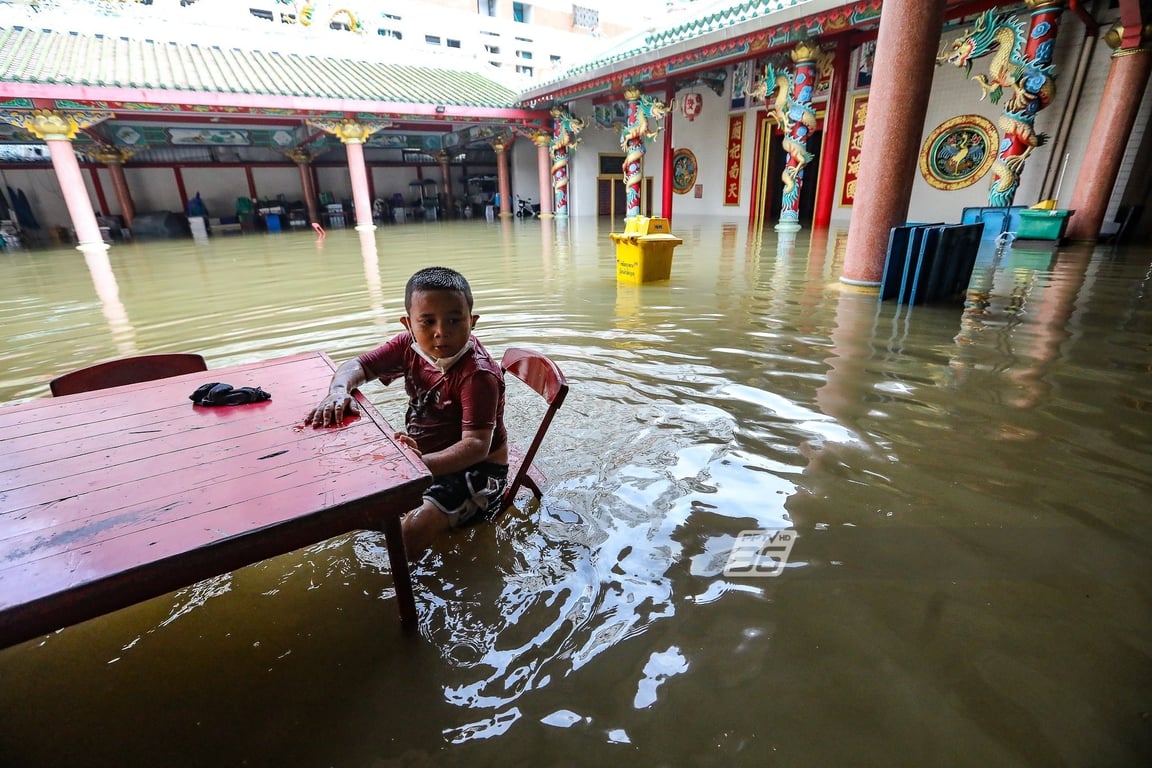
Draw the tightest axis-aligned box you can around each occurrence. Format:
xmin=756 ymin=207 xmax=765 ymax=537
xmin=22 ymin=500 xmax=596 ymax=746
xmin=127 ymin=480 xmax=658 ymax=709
xmin=381 ymin=515 xmax=418 ymax=629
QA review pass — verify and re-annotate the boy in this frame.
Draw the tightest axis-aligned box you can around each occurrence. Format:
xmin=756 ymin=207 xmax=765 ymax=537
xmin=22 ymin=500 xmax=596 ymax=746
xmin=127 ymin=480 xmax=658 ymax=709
xmin=305 ymin=267 xmax=507 ymax=555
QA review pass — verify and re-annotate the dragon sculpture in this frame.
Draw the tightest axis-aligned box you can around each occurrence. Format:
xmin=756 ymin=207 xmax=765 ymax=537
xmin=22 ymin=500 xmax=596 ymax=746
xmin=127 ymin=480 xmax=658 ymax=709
xmin=619 ymin=89 xmax=669 ymax=217
xmin=752 ymin=48 xmax=821 ymax=226
xmin=939 ymin=8 xmax=1058 ymax=206
xmin=282 ymin=2 xmax=364 ymax=33
xmin=550 ymin=106 xmax=586 ymax=216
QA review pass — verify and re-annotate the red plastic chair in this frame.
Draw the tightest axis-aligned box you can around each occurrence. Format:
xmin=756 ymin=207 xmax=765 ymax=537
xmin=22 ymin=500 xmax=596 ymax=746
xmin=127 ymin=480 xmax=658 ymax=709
xmin=500 ymin=347 xmax=569 ymax=511
xmin=49 ymin=353 xmax=209 ymax=397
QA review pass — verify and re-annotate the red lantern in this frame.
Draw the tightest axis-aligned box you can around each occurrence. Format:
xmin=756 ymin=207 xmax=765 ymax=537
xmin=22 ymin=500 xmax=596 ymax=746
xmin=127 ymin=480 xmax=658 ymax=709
xmin=682 ymin=92 xmax=703 ymax=121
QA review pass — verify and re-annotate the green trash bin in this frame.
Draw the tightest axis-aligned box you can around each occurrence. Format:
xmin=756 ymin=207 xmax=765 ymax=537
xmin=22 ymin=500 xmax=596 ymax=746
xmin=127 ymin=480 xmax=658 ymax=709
xmin=1016 ymin=209 xmax=1074 ymax=241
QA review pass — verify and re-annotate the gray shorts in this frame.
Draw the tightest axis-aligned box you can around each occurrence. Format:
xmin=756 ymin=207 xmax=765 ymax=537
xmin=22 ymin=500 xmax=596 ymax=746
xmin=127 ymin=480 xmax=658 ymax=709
xmin=424 ymin=462 xmax=509 ymax=527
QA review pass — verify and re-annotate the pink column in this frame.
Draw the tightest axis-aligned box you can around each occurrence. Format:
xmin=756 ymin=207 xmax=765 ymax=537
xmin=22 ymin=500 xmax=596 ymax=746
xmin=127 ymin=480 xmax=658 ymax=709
xmin=841 ymin=0 xmax=946 ymax=285
xmin=46 ymin=138 xmax=105 ymax=249
xmin=344 ymin=139 xmax=375 ymax=230
xmin=534 ymin=134 xmax=554 ymax=218
xmin=1065 ymin=30 xmax=1151 ymax=241
xmin=495 ymin=139 xmax=512 ymax=218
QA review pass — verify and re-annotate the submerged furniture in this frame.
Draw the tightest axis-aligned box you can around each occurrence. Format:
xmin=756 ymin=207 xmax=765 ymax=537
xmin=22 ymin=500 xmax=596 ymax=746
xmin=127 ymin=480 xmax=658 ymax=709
xmin=499 ymin=347 xmax=569 ymax=511
xmin=1 ymin=352 xmax=430 ymax=648
xmin=880 ymin=222 xmax=984 ymax=305
xmin=49 ymin=353 xmax=208 ymax=397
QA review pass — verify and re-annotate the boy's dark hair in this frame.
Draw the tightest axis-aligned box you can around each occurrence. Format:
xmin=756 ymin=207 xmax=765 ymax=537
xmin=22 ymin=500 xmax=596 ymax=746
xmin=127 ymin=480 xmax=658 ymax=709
xmin=405 ymin=267 xmax=474 ymax=312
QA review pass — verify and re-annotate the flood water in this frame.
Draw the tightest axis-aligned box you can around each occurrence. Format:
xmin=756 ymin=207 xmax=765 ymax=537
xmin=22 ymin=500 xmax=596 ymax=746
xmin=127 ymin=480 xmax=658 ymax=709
xmin=1 ymin=217 xmax=1150 ymax=767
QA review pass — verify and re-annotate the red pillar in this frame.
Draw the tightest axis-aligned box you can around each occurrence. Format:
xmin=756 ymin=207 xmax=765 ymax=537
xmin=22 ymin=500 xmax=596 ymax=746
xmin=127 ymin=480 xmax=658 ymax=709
xmin=106 ymin=161 xmax=135 ymax=227
xmin=841 ymin=0 xmax=946 ymax=285
xmin=438 ymin=151 xmax=455 ymax=219
xmin=661 ymin=83 xmax=675 ymax=220
xmin=88 ymin=166 xmax=110 ymax=218
xmin=291 ymin=153 xmax=320 ymax=225
xmin=814 ymin=36 xmax=851 ymax=229
xmin=1065 ymin=28 xmax=1151 ymax=241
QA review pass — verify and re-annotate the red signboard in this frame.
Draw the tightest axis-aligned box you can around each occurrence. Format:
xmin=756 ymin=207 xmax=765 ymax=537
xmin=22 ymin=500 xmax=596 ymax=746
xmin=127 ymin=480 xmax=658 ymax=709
xmin=725 ymin=114 xmax=744 ymax=206
xmin=840 ymin=94 xmax=868 ymax=207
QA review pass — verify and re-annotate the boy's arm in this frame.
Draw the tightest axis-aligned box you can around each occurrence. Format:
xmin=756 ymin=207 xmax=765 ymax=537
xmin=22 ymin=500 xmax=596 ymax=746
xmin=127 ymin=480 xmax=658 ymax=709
xmin=305 ymin=358 xmax=368 ymax=427
xmin=417 ymin=428 xmax=494 ymax=476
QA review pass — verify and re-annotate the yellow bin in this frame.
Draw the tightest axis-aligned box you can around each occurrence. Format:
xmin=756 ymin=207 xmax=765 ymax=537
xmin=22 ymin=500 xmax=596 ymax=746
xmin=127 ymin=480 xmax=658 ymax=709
xmin=610 ymin=217 xmax=683 ymax=284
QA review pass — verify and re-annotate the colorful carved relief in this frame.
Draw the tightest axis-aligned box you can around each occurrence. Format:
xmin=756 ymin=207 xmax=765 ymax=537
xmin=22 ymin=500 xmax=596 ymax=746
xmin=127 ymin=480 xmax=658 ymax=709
xmin=672 ymin=148 xmax=698 ymax=194
xmin=753 ymin=41 xmax=825 ymax=226
xmin=918 ymin=115 xmax=997 ymax=190
xmin=550 ymin=106 xmax=585 ymax=217
xmin=619 ymin=87 xmax=668 ymax=218
xmin=939 ymin=4 xmax=1063 ymax=206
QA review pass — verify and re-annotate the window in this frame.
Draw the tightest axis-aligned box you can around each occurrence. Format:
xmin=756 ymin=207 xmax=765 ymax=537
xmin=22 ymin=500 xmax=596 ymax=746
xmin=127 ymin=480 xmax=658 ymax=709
xmin=425 ymin=34 xmax=441 ymax=45
xmin=484 ymin=44 xmax=500 ymax=54
xmin=513 ymin=2 xmax=531 ymax=23
xmin=248 ymin=8 xmax=273 ymax=21
xmin=378 ymin=28 xmax=402 ymax=40
xmin=516 ymin=64 xmax=534 ymax=76
xmin=550 ymin=54 xmax=561 ymax=63
xmin=516 ymin=50 xmax=533 ymax=60
xmin=478 ymin=0 xmax=496 ymax=16
xmin=572 ymin=4 xmax=598 ymax=30
xmin=447 ymin=39 xmax=461 ymax=48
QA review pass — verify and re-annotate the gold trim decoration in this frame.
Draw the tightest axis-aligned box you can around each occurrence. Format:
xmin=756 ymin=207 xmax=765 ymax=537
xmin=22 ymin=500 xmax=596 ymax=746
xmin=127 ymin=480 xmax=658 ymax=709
xmin=671 ymin=148 xmax=697 ymax=194
xmin=918 ymin=114 xmax=997 ymax=191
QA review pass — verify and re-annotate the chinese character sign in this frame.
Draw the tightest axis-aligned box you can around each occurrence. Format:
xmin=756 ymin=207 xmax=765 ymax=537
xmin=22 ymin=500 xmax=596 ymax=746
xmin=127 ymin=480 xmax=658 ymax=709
xmin=840 ymin=94 xmax=867 ymax=207
xmin=725 ymin=114 xmax=744 ymax=206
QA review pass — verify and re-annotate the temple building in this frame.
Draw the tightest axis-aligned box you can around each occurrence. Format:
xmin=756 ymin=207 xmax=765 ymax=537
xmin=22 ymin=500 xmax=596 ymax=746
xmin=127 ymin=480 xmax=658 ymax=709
xmin=0 ymin=0 xmax=1148 ymax=282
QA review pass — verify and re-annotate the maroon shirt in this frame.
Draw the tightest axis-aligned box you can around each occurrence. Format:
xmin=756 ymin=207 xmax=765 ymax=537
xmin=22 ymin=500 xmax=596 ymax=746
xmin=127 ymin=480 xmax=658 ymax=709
xmin=357 ymin=332 xmax=507 ymax=459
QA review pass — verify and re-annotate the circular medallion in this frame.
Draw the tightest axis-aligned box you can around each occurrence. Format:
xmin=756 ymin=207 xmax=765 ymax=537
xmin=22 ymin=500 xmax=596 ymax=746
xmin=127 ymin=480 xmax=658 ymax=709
xmin=919 ymin=115 xmax=997 ymax=190
xmin=672 ymin=148 xmax=698 ymax=195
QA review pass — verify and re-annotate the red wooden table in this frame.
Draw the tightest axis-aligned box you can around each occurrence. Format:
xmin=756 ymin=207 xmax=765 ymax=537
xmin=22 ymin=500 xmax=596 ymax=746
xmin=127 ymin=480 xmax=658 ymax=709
xmin=0 ymin=351 xmax=430 ymax=649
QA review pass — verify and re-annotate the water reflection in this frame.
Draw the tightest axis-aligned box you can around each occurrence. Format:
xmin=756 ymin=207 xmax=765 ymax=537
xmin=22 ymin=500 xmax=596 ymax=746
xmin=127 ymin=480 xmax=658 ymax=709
xmin=1 ymin=220 xmax=1150 ymax=767
xmin=82 ymin=246 xmax=136 ymax=355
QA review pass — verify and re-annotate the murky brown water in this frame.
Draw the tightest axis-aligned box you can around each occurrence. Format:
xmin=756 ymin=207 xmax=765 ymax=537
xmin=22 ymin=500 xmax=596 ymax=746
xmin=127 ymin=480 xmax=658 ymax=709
xmin=1 ymin=218 xmax=1150 ymax=766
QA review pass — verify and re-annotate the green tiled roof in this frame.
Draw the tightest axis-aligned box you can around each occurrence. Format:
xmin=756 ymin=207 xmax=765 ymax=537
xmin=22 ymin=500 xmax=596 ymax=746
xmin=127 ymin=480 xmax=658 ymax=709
xmin=0 ymin=26 xmax=521 ymax=108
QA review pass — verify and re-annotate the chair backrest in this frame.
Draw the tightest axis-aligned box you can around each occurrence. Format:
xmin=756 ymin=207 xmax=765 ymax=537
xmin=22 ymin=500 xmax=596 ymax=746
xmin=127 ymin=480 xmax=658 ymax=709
xmin=500 ymin=347 xmax=568 ymax=508
xmin=49 ymin=353 xmax=209 ymax=397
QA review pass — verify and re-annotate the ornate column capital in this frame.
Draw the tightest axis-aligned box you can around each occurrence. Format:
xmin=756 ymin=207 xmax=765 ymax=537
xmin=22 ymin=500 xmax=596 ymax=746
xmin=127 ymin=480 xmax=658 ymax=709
xmin=284 ymin=148 xmax=316 ymax=164
xmin=532 ymin=131 xmax=551 ymax=147
xmin=492 ymin=137 xmax=508 ymax=153
xmin=1104 ymin=22 xmax=1152 ymax=55
xmin=0 ymin=109 xmax=113 ymax=141
xmin=791 ymin=39 xmax=824 ymax=64
xmin=305 ymin=117 xmax=391 ymax=144
xmin=1024 ymin=0 xmax=1066 ymax=10
xmin=88 ymin=146 xmax=137 ymax=165
xmin=623 ymin=85 xmax=642 ymax=101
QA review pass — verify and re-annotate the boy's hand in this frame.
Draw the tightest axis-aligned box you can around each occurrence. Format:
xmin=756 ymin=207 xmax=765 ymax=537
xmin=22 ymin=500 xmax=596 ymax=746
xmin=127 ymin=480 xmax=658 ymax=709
xmin=394 ymin=432 xmax=421 ymax=456
xmin=305 ymin=391 xmax=360 ymax=427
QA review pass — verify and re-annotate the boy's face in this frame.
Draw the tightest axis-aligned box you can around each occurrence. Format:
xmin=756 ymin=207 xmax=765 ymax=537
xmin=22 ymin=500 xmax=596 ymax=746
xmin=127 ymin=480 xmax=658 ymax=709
xmin=401 ymin=289 xmax=477 ymax=359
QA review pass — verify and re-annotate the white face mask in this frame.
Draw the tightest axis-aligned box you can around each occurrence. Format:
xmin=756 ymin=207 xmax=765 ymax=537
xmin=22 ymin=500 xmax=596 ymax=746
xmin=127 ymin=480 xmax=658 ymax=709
xmin=411 ymin=339 xmax=474 ymax=373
